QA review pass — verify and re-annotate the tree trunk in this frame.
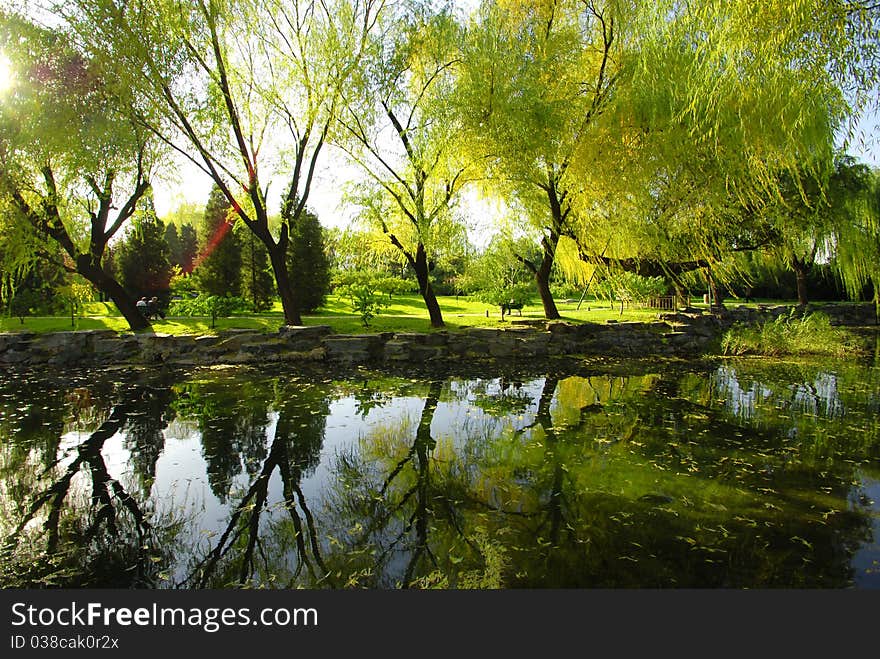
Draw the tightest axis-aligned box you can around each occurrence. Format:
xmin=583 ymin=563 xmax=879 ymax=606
xmin=536 ymin=235 xmax=561 ymax=320
xmin=792 ymin=258 xmax=810 ymax=306
xmin=249 ymin=236 xmax=257 ymax=311
xmin=267 ymin=245 xmax=302 ymax=326
xmin=421 ymin=282 xmax=445 ymax=329
xmin=77 ymin=256 xmax=151 ymax=331
xmin=534 ymin=375 xmax=563 ymax=544
xmin=413 ymin=244 xmax=444 ymax=328
xmin=674 ymin=283 xmax=689 ymax=309
xmin=706 ymin=270 xmax=724 ymax=309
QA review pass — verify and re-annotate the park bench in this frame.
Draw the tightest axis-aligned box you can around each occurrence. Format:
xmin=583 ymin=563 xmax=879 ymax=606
xmin=500 ymin=300 xmax=524 ymax=318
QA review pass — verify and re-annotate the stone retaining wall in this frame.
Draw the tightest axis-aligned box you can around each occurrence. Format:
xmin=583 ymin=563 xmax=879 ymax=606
xmin=0 ymin=302 xmax=874 ymax=368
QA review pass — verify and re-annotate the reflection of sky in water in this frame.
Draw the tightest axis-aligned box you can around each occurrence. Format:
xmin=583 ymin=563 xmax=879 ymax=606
xmin=130 ymin=380 xmax=543 ymax=584
xmin=150 ymin=434 xmax=225 ymax=582
xmin=714 ymin=366 xmax=773 ymax=421
xmin=791 ymin=372 xmax=845 ymax=418
xmin=715 ymin=366 xmax=846 ymax=422
xmin=142 ymin=393 xmax=469 ymax=583
xmin=16 ymin=431 xmax=123 ymax=535
xmin=442 ymin=377 xmax=543 ymax=442
xmin=446 ymin=377 xmax=543 ymax=435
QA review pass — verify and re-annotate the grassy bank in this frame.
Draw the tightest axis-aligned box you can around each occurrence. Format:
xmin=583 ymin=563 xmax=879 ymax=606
xmin=0 ymin=295 xmax=674 ymax=335
xmin=720 ymin=311 xmax=865 ymax=358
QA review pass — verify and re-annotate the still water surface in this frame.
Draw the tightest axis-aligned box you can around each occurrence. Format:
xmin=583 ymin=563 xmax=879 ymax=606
xmin=1 ymin=357 xmax=878 ymax=588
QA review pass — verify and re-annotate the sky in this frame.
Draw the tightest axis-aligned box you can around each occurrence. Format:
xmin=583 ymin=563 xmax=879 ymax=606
xmin=151 ymin=148 xmax=356 ymax=228
xmin=151 ymin=150 xmax=507 ymax=249
xmin=846 ymin=105 xmax=880 ymax=168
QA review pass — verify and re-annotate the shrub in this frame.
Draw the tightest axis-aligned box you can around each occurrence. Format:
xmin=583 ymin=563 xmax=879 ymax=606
xmin=333 ymin=272 xmax=409 ymax=326
xmin=169 ymin=294 xmax=248 ymax=328
xmin=472 ymin=282 xmax=534 ymax=308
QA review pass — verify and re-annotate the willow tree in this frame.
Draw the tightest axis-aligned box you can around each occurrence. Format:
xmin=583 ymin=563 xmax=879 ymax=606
xmin=59 ymin=0 xmax=387 ymax=326
xmin=828 ymin=164 xmax=880 ymax=313
xmin=0 ymin=196 xmax=44 ymax=314
xmin=0 ymin=12 xmax=155 ymax=331
xmin=738 ymin=156 xmax=875 ymax=306
xmin=563 ymin=0 xmax=878 ymax=298
xmin=336 ymin=3 xmax=471 ymax=328
xmin=459 ymin=0 xmax=636 ymax=319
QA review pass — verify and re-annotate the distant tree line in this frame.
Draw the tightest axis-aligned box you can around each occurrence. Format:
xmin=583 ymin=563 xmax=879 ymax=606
xmin=3 ymin=179 xmax=875 ymax=323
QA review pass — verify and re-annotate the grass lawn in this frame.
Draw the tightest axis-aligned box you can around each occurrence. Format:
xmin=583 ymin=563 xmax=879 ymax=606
xmin=0 ymin=294 xmax=779 ymax=335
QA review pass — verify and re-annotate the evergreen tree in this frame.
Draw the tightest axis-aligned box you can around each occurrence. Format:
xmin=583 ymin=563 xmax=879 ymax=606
xmin=161 ymin=203 xmax=201 ymax=275
xmin=194 ymin=184 xmax=242 ymax=297
xmin=163 ymin=222 xmax=182 ymax=270
xmin=164 ymin=220 xmax=200 ymax=276
xmin=288 ymin=208 xmax=330 ymax=313
xmin=116 ymin=200 xmax=173 ymax=300
xmin=241 ymin=230 xmax=275 ymax=312
xmin=179 ymin=223 xmax=198 ymax=275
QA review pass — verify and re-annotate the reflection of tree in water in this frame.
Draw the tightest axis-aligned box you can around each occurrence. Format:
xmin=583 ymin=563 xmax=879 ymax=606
xmin=2 ymin=362 xmax=876 ymax=589
xmin=181 ymin=380 xmax=330 ymax=588
xmin=274 ymin=383 xmax=327 ymax=479
xmin=386 ymin=379 xmax=442 ymax=586
xmin=0 ymin=379 xmax=68 ymax=524
xmin=316 ymin=374 xmax=637 ymax=587
xmin=350 ymin=379 xmax=393 ymax=418
xmin=171 ymin=375 xmax=272 ymax=502
xmin=0 ymin=374 xmax=181 ymax=587
xmin=681 ymin=362 xmax=880 ymax=464
xmin=0 ymin=371 xmax=116 ymax=480
xmin=487 ymin=374 xmax=621 ymax=585
xmin=321 ymin=378 xmax=525 ymax=589
xmin=321 ymin=380 xmax=444 ymax=587
xmin=319 ymin=366 xmax=877 ymax=588
xmin=496 ymin=366 xmax=878 ymax=587
xmin=713 ymin=365 xmax=851 ymax=423
xmin=460 ymin=376 xmax=533 ymax=418
xmin=123 ymin=386 xmax=176 ymax=494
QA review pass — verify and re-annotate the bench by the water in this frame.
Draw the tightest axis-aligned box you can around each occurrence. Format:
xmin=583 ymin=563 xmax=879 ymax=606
xmin=501 ymin=301 xmax=524 ymax=319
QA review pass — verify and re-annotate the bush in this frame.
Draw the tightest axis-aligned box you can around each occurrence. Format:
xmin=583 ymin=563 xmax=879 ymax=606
xmin=332 ymin=272 xmax=409 ymax=326
xmin=472 ymin=282 xmax=534 ymax=308
xmin=169 ymin=294 xmax=249 ymax=328
xmin=550 ymin=282 xmax=583 ymax=300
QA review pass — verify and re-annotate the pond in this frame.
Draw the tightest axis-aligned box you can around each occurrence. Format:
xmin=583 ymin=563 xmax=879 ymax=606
xmin=1 ymin=356 xmax=878 ymax=589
